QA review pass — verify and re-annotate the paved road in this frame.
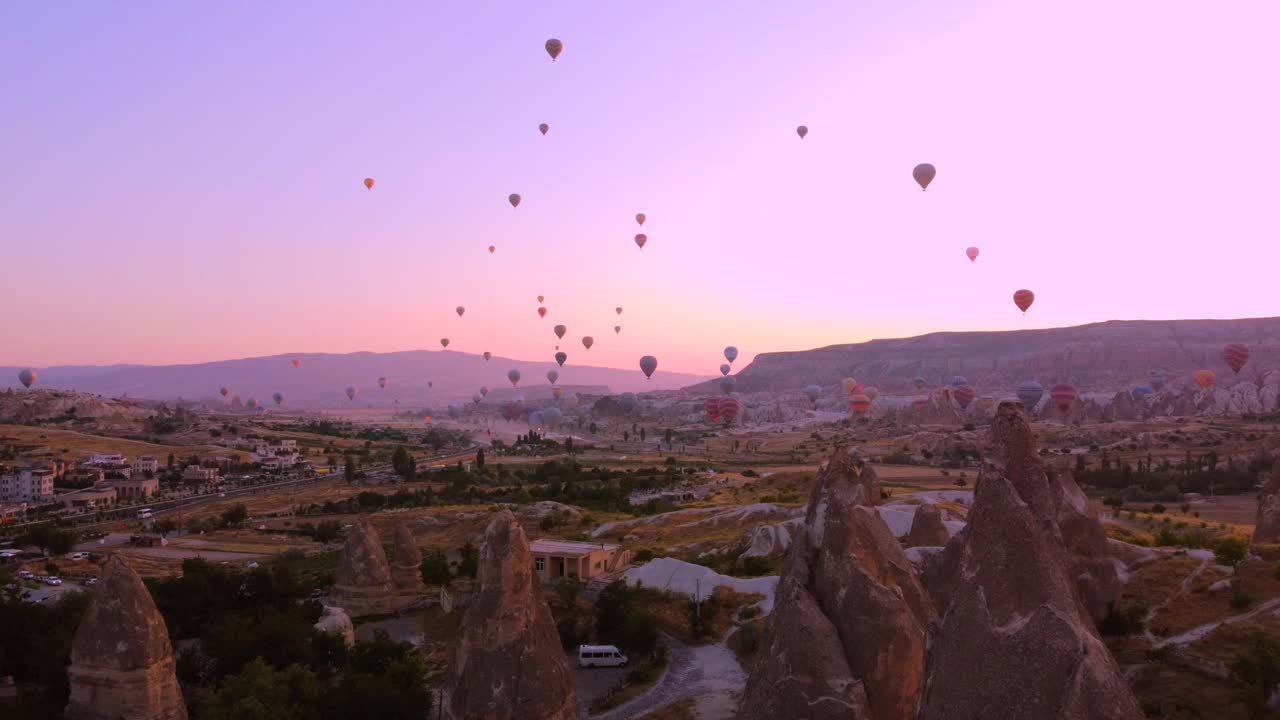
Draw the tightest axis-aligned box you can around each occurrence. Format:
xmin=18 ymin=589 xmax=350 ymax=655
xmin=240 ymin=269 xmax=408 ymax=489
xmin=590 ymin=635 xmax=744 ymax=720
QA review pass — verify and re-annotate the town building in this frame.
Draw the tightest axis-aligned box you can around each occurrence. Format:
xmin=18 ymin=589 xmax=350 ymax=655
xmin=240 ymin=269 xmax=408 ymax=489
xmin=527 ymin=539 xmax=631 ymax=584
xmin=103 ymin=476 xmax=159 ymax=502
xmin=88 ymin=454 xmax=127 ymax=466
xmin=0 ymin=467 xmax=56 ymax=503
xmin=60 ymin=486 xmax=119 ymax=509
xmin=65 ymin=466 xmax=106 ymax=486
xmin=181 ymin=466 xmax=220 ymax=484
xmin=131 ymin=456 xmax=159 ymax=476
xmin=0 ymin=502 xmax=27 ymax=525
xmin=252 ymin=440 xmax=301 ymax=467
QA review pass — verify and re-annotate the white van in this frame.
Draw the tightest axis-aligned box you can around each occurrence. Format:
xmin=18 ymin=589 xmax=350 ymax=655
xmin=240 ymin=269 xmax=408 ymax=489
xmin=137 ymin=508 xmax=154 ymax=520
xmin=577 ymin=644 xmax=628 ymax=668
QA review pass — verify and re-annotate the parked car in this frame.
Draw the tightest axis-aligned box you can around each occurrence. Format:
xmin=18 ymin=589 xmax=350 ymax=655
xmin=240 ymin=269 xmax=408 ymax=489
xmin=17 ymin=570 xmax=34 ymax=580
xmin=83 ymin=576 xmax=98 ymax=587
xmin=43 ymin=576 xmax=63 ymax=586
xmin=67 ymin=552 xmax=88 ymax=561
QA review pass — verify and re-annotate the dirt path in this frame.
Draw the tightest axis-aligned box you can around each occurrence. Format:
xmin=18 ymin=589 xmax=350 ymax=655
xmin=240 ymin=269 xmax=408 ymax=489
xmin=1142 ymin=553 xmax=1212 ymax=644
xmin=1155 ymin=595 xmax=1280 ymax=648
xmin=592 ymin=636 xmax=744 ymax=720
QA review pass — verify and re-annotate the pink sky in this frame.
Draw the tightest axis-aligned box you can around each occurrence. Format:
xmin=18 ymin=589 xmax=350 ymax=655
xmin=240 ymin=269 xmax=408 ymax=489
xmin=3 ymin=1 xmax=1278 ymax=376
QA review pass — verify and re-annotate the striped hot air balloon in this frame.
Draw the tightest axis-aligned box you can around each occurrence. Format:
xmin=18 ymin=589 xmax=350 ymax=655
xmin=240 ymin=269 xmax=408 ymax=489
xmin=1050 ymin=383 xmax=1078 ymax=412
xmin=952 ymin=384 xmax=977 ymax=409
xmin=848 ymin=393 xmax=872 ymax=415
xmin=1013 ymin=289 xmax=1035 ymax=314
xmin=720 ymin=397 xmax=741 ymax=424
xmin=1223 ymin=344 xmax=1250 ymax=375
xmin=705 ymin=397 xmax=722 ymax=423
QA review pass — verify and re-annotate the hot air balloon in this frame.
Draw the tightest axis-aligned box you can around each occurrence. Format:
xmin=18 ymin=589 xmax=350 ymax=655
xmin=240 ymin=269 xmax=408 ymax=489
xmin=719 ymin=376 xmax=737 ymax=395
xmin=841 ymin=378 xmax=858 ymax=395
xmin=1130 ymin=386 xmax=1152 ymax=402
xmin=634 ymin=234 xmax=647 ymax=249
xmin=255 ymin=406 xmax=268 ymax=415
xmin=363 ymin=178 xmax=375 ymax=190
xmin=618 ymin=393 xmax=637 ymax=412
xmin=480 ymin=386 xmax=489 ymax=397
xmin=950 ymin=376 xmax=969 ymax=388
xmin=1016 ymin=381 xmax=1044 ymax=410
xmin=448 ymin=405 xmax=462 ymax=420
xmin=848 ymin=394 xmax=872 ymax=415
xmin=456 ymin=306 xmax=465 ymax=317
xmin=952 ymin=385 xmax=976 ymax=409
xmin=472 ymin=393 xmax=482 ymax=405
xmin=504 ymin=400 xmax=523 ymax=421
xmin=547 ymin=370 xmax=559 ymax=385
xmin=615 ymin=307 xmax=623 ymax=315
xmin=913 ymin=377 xmax=927 ymax=390
xmin=1194 ymin=369 xmax=1216 ymax=390
xmin=440 ymin=338 xmax=450 ymax=349
xmin=555 ymin=352 xmax=567 ymax=367
xmin=245 ymin=397 xmax=257 ymax=409
xmin=378 ymin=377 xmax=388 ymax=389
xmin=291 ymin=359 xmax=301 ymax=368
xmin=911 ymin=396 xmax=928 ymax=412
xmin=488 ymin=245 xmax=496 ymax=254
xmin=538 ymin=307 xmax=547 ymax=318
xmin=345 ymin=386 xmax=358 ymax=401
xmin=1148 ymin=372 xmax=1166 ymax=392
xmin=219 ymin=387 xmax=229 ymax=397
xmin=912 ymin=163 xmax=936 ymax=190
xmin=508 ymin=193 xmax=521 ymax=208
xmin=580 ymin=336 xmax=594 ymax=350
xmin=541 ymin=407 xmax=563 ymax=429
xmin=796 ymin=125 xmax=808 ymax=139
xmin=704 ymin=397 xmax=722 ymax=422
xmin=864 ymin=387 xmax=880 ymax=402
xmin=804 ymin=384 xmax=821 ymax=404
xmin=483 ymin=351 xmax=492 ymax=362
xmin=537 ymin=295 xmax=545 ymax=303
xmin=933 ymin=387 xmax=952 ymax=404
xmin=614 ymin=325 xmax=622 ymax=334
xmin=552 ymin=387 xmax=563 ymax=399
xmin=719 ymin=364 xmax=731 ymax=376
xmin=720 ymin=397 xmax=741 ymax=424
xmin=966 ymin=246 xmax=979 ymax=262
xmin=545 ymin=38 xmax=563 ymax=61
xmin=635 ymin=213 xmax=645 ymax=226
xmin=1223 ymin=344 xmax=1250 ymax=375
xmin=1049 ymin=383 xmax=1078 ymax=413
xmin=528 ymin=411 xmax=544 ymax=429
xmin=552 ymin=325 xmax=567 ymax=341
xmin=1013 ymin=289 xmax=1035 ymax=314
xmin=508 ymin=369 xmax=522 ymax=387
xmin=724 ymin=346 xmax=739 ymax=364
xmin=273 ymin=392 xmax=284 ymax=405
xmin=639 ymin=356 xmax=658 ymax=379
xmin=539 ymin=123 xmax=549 ymax=136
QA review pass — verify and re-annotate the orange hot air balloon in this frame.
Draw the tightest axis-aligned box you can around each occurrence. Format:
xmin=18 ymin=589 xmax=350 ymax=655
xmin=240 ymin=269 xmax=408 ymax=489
xmin=539 ymin=123 xmax=549 ymax=135
xmin=538 ymin=307 xmax=547 ymax=318
xmin=1223 ymin=344 xmax=1250 ymax=375
xmin=363 ymin=178 xmax=375 ymax=190
xmin=848 ymin=394 xmax=872 ymax=415
xmin=966 ymin=246 xmax=979 ymax=262
xmin=1049 ymin=383 xmax=1078 ymax=412
xmin=291 ymin=359 xmax=301 ymax=368
xmin=508 ymin=193 xmax=521 ymax=208
xmin=634 ymin=233 xmax=647 ymax=249
xmin=1194 ymin=369 xmax=1216 ymax=389
xmin=488 ymin=245 xmax=495 ymax=254
xmin=1013 ymin=289 xmax=1035 ymax=314
xmin=796 ymin=125 xmax=808 ymax=139
xmin=545 ymin=38 xmax=563 ymax=61
xmin=912 ymin=163 xmax=936 ymax=190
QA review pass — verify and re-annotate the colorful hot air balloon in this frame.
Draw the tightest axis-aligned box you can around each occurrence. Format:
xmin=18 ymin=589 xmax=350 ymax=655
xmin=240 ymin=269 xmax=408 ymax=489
xmin=1016 ymin=381 xmax=1044 ymax=410
xmin=552 ymin=387 xmax=563 ymax=399
xmin=1194 ymin=369 xmax=1216 ymax=389
xmin=508 ymin=193 xmax=521 ymax=208
xmin=480 ymin=386 xmax=489 ymax=397
xmin=615 ymin=307 xmax=623 ymax=315
xmin=639 ymin=356 xmax=658 ymax=379
xmin=864 ymin=386 xmax=880 ymax=402
xmin=724 ymin=346 xmax=739 ymax=364
xmin=1130 ymin=386 xmax=1152 ymax=402
xmin=273 ymin=392 xmax=283 ymax=405
xmin=952 ymin=384 xmax=976 ymax=409
xmin=378 ymin=376 xmax=388 ymax=389
xmin=720 ymin=364 xmax=731 ymax=376
xmin=345 ymin=386 xmax=358 ymax=401
xmin=1148 ymin=372 xmax=1166 ymax=392
xmin=614 ymin=325 xmax=622 ymax=334
xmin=720 ymin=397 xmax=741 ymax=424
xmin=950 ymin=376 xmax=969 ymax=388
xmin=538 ymin=307 xmax=547 ymax=318
xmin=508 ymin=369 xmax=521 ymax=387
xmin=483 ymin=351 xmax=492 ymax=362
xmin=363 ymin=178 xmax=374 ymax=190
xmin=488 ymin=245 xmax=496 ymax=254
xmin=1013 ymin=289 xmax=1035 ymax=314
xmin=704 ymin=397 xmax=722 ymax=422
xmin=537 ymin=295 xmax=545 ymax=303
xmin=547 ymin=370 xmax=559 ymax=385
xmin=1223 ymin=344 xmax=1250 ymax=375
xmin=635 ymin=213 xmax=645 ymax=226
xmin=848 ymin=393 xmax=872 ymax=415
xmin=456 ymin=306 xmax=465 ymax=317
xmin=911 ymin=396 xmax=928 ymax=412
xmin=966 ymin=246 xmax=979 ymax=262
xmin=913 ymin=377 xmax=927 ymax=390
xmin=719 ymin=376 xmax=736 ymax=395
xmin=1049 ymin=383 xmax=1078 ymax=412
xmin=933 ymin=387 xmax=952 ymax=404
xmin=912 ymin=163 xmax=936 ymax=190
xmin=291 ymin=358 xmax=301 ymax=368
xmin=841 ymin=377 xmax=858 ymax=395
xmin=582 ymin=336 xmax=594 ymax=350
xmin=804 ymin=384 xmax=821 ymax=404
xmin=440 ymin=338 xmax=450 ymax=348
xmin=219 ymin=387 xmax=229 ymax=397
xmin=796 ymin=125 xmax=808 ymax=139
xmin=545 ymin=38 xmax=563 ymax=61
xmin=634 ymin=233 xmax=647 ymax=249
xmin=539 ymin=123 xmax=549 ymax=136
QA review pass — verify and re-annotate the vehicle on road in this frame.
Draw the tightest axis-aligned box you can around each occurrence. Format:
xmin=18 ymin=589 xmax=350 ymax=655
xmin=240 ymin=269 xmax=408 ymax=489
xmin=578 ymin=644 xmax=628 ymax=668
xmin=18 ymin=570 xmax=34 ymax=580
xmin=43 ymin=576 xmax=62 ymax=586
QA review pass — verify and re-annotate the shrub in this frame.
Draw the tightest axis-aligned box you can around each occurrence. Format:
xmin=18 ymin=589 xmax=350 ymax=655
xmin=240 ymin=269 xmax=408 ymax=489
xmin=633 ymin=549 xmax=655 ymax=563
xmin=1151 ymin=503 xmax=1166 ymax=514
xmin=739 ymin=556 xmax=771 ymax=577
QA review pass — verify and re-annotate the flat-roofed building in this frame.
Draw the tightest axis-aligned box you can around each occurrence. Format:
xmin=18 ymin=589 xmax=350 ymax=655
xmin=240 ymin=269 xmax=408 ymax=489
xmin=131 ymin=456 xmax=159 ymax=475
xmin=528 ymin=538 xmax=631 ymax=584
xmin=182 ymin=466 xmax=220 ymax=484
xmin=103 ymin=476 xmax=159 ymax=502
xmin=60 ymin=486 xmax=119 ymax=508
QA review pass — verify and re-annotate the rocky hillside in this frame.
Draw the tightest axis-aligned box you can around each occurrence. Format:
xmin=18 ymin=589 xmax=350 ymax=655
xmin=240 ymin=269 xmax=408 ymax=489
xmin=708 ymin=317 xmax=1280 ymax=395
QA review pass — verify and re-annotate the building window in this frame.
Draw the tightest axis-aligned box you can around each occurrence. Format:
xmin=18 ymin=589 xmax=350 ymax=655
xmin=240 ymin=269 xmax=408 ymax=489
xmin=534 ymin=557 xmax=545 ymax=572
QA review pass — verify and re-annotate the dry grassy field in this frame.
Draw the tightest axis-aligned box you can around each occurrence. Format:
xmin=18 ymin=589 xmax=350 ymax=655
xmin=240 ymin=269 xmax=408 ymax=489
xmin=0 ymin=423 xmax=250 ymax=463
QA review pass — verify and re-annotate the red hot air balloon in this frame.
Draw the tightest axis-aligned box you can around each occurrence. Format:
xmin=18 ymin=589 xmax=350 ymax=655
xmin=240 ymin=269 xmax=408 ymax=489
xmin=488 ymin=245 xmax=496 ymax=254
xmin=796 ymin=125 xmax=808 ymax=139
xmin=582 ymin=336 xmax=594 ymax=350
xmin=1050 ymin=383 xmax=1078 ymax=412
xmin=456 ymin=306 xmax=465 ymax=317
xmin=1013 ymin=289 xmax=1035 ymax=314
xmin=219 ymin=387 xmax=230 ymax=397
xmin=553 ymin=324 xmax=566 ymax=340
xmin=704 ymin=397 xmax=722 ymax=422
xmin=615 ymin=307 xmax=623 ymax=315
xmin=1223 ymin=344 xmax=1250 ymax=375
xmin=634 ymin=233 xmax=647 ymax=249
xmin=966 ymin=246 xmax=979 ymax=262
xmin=538 ymin=307 xmax=547 ymax=318
xmin=720 ymin=397 xmax=741 ymax=424
xmin=635 ymin=213 xmax=646 ymax=226
xmin=848 ymin=394 xmax=872 ymax=415
xmin=951 ymin=384 xmax=977 ymax=409
xmin=614 ymin=325 xmax=622 ymax=334
xmin=508 ymin=193 xmax=521 ymax=208
xmin=291 ymin=359 xmax=301 ymax=368
xmin=1194 ymin=369 xmax=1216 ymax=389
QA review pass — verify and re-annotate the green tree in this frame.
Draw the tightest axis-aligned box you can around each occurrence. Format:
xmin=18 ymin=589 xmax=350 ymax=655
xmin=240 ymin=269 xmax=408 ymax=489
xmin=1214 ymin=537 xmax=1249 ymax=573
xmin=1229 ymin=631 xmax=1280 ymax=716
xmin=343 ymin=455 xmax=357 ymax=484
xmin=17 ymin=525 xmax=76 ymax=556
xmin=323 ymin=629 xmax=430 ymax=720
xmin=456 ymin=542 xmax=479 ymax=578
xmin=200 ymin=659 xmax=322 ymax=720
xmin=475 ymin=447 xmax=485 ymax=470
xmin=313 ymin=520 xmax=342 ymax=544
xmin=556 ymin=575 xmax=583 ymax=608
xmin=391 ymin=446 xmax=410 ymax=478
xmin=589 ymin=422 xmax=597 ymax=435
xmin=420 ymin=552 xmax=451 ymax=586
xmin=220 ymin=503 xmax=249 ymax=528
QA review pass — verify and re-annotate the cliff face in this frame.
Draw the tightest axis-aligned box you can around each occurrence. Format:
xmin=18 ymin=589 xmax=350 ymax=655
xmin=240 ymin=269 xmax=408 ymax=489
xmin=705 ymin=317 xmax=1280 ymax=394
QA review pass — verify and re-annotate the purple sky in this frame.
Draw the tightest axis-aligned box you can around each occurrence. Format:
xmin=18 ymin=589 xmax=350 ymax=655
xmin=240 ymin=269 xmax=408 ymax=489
xmin=3 ymin=1 xmax=1278 ymax=376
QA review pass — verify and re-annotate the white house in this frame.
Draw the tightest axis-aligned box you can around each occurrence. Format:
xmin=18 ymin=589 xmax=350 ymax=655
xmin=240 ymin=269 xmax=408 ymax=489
xmin=89 ymin=453 xmax=127 ymax=466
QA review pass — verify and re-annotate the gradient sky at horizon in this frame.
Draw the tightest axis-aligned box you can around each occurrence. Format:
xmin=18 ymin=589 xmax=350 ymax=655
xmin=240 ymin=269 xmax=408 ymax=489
xmin=3 ymin=1 xmax=1278 ymax=376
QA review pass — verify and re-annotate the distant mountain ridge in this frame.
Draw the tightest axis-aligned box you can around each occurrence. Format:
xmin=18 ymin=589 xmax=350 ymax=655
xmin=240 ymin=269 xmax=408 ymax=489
xmin=1 ymin=350 xmax=710 ymax=408
xmin=705 ymin=317 xmax=1280 ymax=395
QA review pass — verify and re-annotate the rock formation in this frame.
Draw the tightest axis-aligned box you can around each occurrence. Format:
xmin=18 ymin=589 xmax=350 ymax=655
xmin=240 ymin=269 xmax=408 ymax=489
xmin=739 ymin=450 xmax=932 ymax=720
xmin=917 ymin=434 xmax=1143 ymax=719
xmin=390 ymin=523 xmax=424 ymax=592
xmin=1254 ymin=464 xmax=1280 ymax=545
xmin=314 ymin=605 xmax=355 ymax=646
xmin=331 ymin=521 xmax=394 ymax=616
xmin=445 ymin=511 xmax=579 ymax=720
xmin=904 ymin=503 xmax=950 ymax=547
xmin=856 ymin=460 xmax=881 ymax=504
xmin=65 ymin=556 xmax=187 ymax=720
